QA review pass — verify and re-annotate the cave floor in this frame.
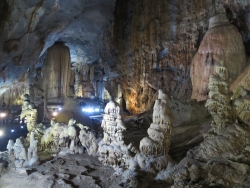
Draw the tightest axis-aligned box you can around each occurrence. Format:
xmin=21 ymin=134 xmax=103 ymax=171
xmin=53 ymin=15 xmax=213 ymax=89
xmin=0 ymin=153 xmax=171 ymax=188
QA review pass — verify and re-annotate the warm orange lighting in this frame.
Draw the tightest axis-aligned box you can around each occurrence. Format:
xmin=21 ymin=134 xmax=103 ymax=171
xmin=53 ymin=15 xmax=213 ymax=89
xmin=52 ymin=111 xmax=58 ymax=116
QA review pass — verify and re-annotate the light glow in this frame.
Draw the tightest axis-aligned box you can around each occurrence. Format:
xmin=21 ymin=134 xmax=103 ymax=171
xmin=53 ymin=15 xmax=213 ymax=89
xmin=82 ymin=107 xmax=94 ymax=113
xmin=58 ymin=107 xmax=62 ymax=111
xmin=11 ymin=129 xmax=14 ymax=133
xmin=21 ymin=126 xmax=24 ymax=128
xmin=0 ymin=113 xmax=6 ymax=118
xmin=0 ymin=130 xmax=3 ymax=136
xmin=52 ymin=111 xmax=58 ymax=116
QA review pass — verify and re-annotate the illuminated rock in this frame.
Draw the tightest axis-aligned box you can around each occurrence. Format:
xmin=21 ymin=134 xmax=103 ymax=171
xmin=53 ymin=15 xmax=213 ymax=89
xmin=140 ymin=89 xmax=174 ymax=155
xmin=191 ymin=13 xmax=246 ymax=101
xmin=98 ymin=100 xmax=131 ymax=167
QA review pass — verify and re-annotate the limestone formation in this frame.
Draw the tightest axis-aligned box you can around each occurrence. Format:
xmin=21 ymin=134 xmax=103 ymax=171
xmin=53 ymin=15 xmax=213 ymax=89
xmin=191 ymin=13 xmax=246 ymax=101
xmin=230 ymin=64 xmax=250 ymax=91
xmin=79 ymin=128 xmax=99 ymax=156
xmin=27 ymin=132 xmax=39 ymax=166
xmin=13 ymin=138 xmax=27 ymax=167
xmin=40 ymin=119 xmax=85 ymax=155
xmin=156 ymin=64 xmax=250 ymax=187
xmin=98 ymin=100 xmax=130 ymax=167
xmin=2 ymin=0 xmax=250 ymax=187
xmin=74 ymin=70 xmax=83 ymax=97
xmin=232 ymin=87 xmax=250 ymax=126
xmin=140 ymin=89 xmax=174 ymax=156
xmin=67 ymin=119 xmax=77 ymax=152
xmin=20 ymin=94 xmax=38 ymax=132
xmin=28 ymin=132 xmax=38 ymax=160
xmin=205 ymin=62 xmax=234 ymax=134
xmin=6 ymin=140 xmax=14 ymax=155
xmin=42 ymin=43 xmax=74 ymax=103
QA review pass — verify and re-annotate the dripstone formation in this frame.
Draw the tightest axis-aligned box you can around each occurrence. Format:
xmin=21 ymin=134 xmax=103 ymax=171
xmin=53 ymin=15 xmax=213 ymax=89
xmin=140 ymin=89 xmax=174 ymax=155
xmin=98 ymin=100 xmax=129 ymax=167
xmin=2 ymin=0 xmax=250 ymax=187
xmin=191 ymin=13 xmax=246 ymax=101
xmin=205 ymin=61 xmax=234 ymax=134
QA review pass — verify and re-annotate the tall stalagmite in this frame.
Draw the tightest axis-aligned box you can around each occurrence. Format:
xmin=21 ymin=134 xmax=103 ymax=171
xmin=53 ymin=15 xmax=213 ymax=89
xmin=42 ymin=43 xmax=74 ymax=103
xmin=191 ymin=13 xmax=246 ymax=101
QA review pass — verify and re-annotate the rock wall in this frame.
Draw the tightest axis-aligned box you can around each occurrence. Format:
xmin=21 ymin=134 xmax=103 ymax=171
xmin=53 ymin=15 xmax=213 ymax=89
xmin=105 ymin=0 xmax=250 ymax=114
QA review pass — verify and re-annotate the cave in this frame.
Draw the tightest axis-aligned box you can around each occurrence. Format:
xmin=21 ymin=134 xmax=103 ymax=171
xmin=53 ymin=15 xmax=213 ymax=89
xmin=1 ymin=0 xmax=250 ymax=187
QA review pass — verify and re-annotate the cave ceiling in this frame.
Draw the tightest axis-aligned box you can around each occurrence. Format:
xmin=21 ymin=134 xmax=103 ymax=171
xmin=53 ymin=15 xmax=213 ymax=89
xmin=0 ymin=0 xmax=115 ymax=95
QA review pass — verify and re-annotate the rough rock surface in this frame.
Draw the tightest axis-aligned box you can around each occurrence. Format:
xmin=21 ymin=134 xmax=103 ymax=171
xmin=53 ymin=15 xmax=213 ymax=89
xmin=0 ymin=0 xmax=115 ymax=105
xmin=1 ymin=0 xmax=250 ymax=114
xmin=191 ymin=13 xmax=246 ymax=101
xmin=107 ymin=0 xmax=250 ymax=113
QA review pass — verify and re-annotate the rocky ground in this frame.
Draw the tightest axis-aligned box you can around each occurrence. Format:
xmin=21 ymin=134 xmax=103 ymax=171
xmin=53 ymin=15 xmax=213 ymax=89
xmin=0 ymin=153 xmax=172 ymax=188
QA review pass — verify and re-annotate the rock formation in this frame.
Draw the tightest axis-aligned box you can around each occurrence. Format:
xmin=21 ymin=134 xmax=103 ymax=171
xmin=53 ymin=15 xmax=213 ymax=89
xmin=42 ymin=43 xmax=74 ymax=103
xmin=205 ymin=62 xmax=234 ymax=134
xmin=20 ymin=94 xmax=38 ymax=132
xmin=98 ymin=100 xmax=130 ymax=167
xmin=156 ymin=62 xmax=250 ymax=188
xmin=79 ymin=128 xmax=99 ymax=156
xmin=136 ymin=89 xmax=175 ymax=173
xmin=2 ymin=0 xmax=250 ymax=187
xmin=140 ymin=89 xmax=174 ymax=155
xmin=27 ymin=132 xmax=39 ymax=166
xmin=13 ymin=138 xmax=27 ymax=168
xmin=6 ymin=140 xmax=14 ymax=155
xmin=232 ymin=87 xmax=250 ymax=125
xmin=191 ymin=13 xmax=246 ymax=101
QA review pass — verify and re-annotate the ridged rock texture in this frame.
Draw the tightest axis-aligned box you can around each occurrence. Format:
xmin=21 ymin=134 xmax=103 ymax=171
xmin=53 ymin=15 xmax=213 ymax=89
xmin=108 ymin=0 xmax=250 ymax=114
xmin=191 ymin=13 xmax=246 ymax=101
xmin=42 ymin=43 xmax=74 ymax=103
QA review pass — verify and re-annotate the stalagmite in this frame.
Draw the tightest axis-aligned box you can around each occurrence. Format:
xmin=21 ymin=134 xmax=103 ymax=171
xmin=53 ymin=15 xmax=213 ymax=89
xmin=98 ymin=100 xmax=130 ymax=167
xmin=139 ymin=89 xmax=174 ymax=155
xmin=205 ymin=61 xmax=234 ymax=134
xmin=137 ymin=89 xmax=175 ymax=173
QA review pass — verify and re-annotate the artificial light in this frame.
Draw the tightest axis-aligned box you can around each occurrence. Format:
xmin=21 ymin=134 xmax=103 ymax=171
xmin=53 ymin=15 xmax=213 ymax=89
xmin=0 ymin=113 xmax=6 ymax=118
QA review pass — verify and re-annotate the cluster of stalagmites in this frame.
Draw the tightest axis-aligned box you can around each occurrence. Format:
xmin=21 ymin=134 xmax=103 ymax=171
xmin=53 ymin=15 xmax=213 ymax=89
xmin=0 ymin=90 xmax=175 ymax=187
xmin=6 ymin=131 xmax=39 ymax=168
xmin=156 ymin=64 xmax=250 ymax=188
xmin=2 ymin=78 xmax=250 ymax=187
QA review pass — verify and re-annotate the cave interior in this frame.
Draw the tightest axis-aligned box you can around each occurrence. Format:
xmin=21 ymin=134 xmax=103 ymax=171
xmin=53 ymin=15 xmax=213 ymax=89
xmin=1 ymin=0 xmax=250 ymax=188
